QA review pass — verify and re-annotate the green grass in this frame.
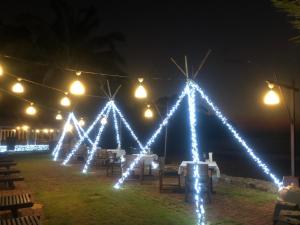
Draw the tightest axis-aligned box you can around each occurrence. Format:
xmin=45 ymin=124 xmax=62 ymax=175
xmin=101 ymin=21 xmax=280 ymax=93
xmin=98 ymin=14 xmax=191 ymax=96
xmin=15 ymin=154 xmax=194 ymax=225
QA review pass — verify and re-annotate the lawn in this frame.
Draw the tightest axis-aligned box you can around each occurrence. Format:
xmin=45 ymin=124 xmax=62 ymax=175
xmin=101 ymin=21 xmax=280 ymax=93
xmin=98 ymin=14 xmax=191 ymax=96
xmin=12 ymin=153 xmax=276 ymax=225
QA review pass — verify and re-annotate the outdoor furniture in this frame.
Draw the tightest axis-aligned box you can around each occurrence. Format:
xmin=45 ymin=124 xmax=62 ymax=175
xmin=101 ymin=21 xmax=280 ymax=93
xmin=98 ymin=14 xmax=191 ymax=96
xmin=0 ymin=215 xmax=42 ymax=225
xmin=273 ymin=198 xmax=300 ymax=224
xmin=185 ymin=163 xmax=211 ymax=203
xmin=0 ymin=193 xmax=34 ymax=217
xmin=0 ymin=169 xmax=20 ymax=175
xmin=133 ymin=154 xmax=159 ymax=183
xmin=106 ymin=152 xmax=123 ymax=176
xmin=283 ymin=176 xmax=300 ymax=187
xmin=158 ymin=157 xmax=182 ymax=193
xmin=178 ymin=160 xmax=220 ymax=193
xmin=95 ymin=149 xmax=110 ymax=167
xmin=0 ymin=162 xmax=16 ymax=170
xmin=106 ymin=149 xmax=126 ymax=158
xmin=0 ymin=175 xmax=24 ymax=189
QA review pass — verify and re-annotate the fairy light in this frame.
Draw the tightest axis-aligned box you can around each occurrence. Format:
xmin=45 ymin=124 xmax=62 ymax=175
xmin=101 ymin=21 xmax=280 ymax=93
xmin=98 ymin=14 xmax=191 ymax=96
xmin=56 ymin=112 xmax=63 ymax=120
xmin=114 ymin=85 xmax=188 ymax=189
xmin=0 ymin=64 xmax=3 ymax=76
xmin=190 ymin=81 xmax=282 ymax=188
xmin=12 ymin=79 xmax=24 ymax=94
xmin=112 ymin=106 xmax=121 ymax=149
xmin=62 ymin=102 xmax=111 ymax=165
xmin=52 ymin=114 xmax=72 ymax=159
xmin=82 ymin=106 xmax=112 ymax=173
xmin=71 ymin=114 xmax=93 ymax=145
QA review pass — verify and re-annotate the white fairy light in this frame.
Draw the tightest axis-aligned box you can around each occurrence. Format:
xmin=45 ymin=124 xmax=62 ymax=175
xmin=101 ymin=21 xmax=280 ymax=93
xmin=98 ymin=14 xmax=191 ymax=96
xmin=151 ymin=161 xmax=159 ymax=169
xmin=62 ymin=102 xmax=111 ymax=165
xmin=71 ymin=114 xmax=93 ymax=145
xmin=112 ymin=106 xmax=121 ymax=149
xmin=190 ymin=81 xmax=282 ymax=188
xmin=82 ymin=106 xmax=112 ymax=173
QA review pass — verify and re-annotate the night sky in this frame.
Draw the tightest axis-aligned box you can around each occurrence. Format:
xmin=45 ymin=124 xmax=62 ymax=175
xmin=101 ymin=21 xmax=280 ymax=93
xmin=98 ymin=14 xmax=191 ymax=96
xmin=0 ymin=0 xmax=299 ymax=130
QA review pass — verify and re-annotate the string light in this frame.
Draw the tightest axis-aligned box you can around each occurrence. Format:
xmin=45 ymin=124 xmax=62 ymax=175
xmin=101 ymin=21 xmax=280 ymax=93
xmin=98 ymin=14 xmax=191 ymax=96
xmin=62 ymin=102 xmax=111 ymax=165
xmin=190 ymin=81 xmax=282 ymax=188
xmin=43 ymin=129 xmax=49 ymax=134
xmin=12 ymin=79 xmax=24 ymax=94
xmin=0 ymin=64 xmax=3 ymax=76
xmin=144 ymin=105 xmax=153 ymax=119
xmin=25 ymin=103 xmax=37 ymax=116
xmin=112 ymin=106 xmax=121 ymax=149
xmin=16 ymin=126 xmax=21 ymax=131
xmin=134 ymin=78 xmax=147 ymax=99
xmin=78 ymin=118 xmax=85 ymax=127
xmin=22 ymin=125 xmax=29 ymax=131
xmin=56 ymin=112 xmax=63 ymax=120
xmin=70 ymin=80 xmax=85 ymax=96
xmin=100 ymin=116 xmax=108 ymax=125
xmin=60 ymin=95 xmax=71 ymax=107
xmin=50 ymin=129 xmax=54 ymax=133
xmin=82 ymin=106 xmax=112 ymax=173
xmin=71 ymin=114 xmax=93 ymax=145
xmin=35 ymin=129 xmax=40 ymax=133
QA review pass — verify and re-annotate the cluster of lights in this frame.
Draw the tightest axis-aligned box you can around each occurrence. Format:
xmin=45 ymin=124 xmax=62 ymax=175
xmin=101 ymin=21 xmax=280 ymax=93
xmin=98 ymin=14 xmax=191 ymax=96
xmin=61 ymin=102 xmax=111 ymax=164
xmin=82 ymin=106 xmax=112 ymax=173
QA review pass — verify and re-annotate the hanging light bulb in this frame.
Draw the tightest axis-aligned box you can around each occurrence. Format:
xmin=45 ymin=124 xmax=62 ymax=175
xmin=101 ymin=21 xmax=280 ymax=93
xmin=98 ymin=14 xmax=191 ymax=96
xmin=12 ymin=79 xmax=24 ymax=94
xmin=134 ymin=78 xmax=147 ymax=99
xmin=35 ymin=129 xmax=40 ymax=133
xmin=60 ymin=93 xmax=71 ymax=107
xmin=79 ymin=117 xmax=85 ymax=127
xmin=100 ymin=116 xmax=108 ymax=125
xmin=144 ymin=104 xmax=154 ymax=119
xmin=43 ymin=128 xmax=49 ymax=134
xmin=0 ymin=64 xmax=3 ymax=76
xmin=56 ymin=112 xmax=63 ymax=120
xmin=25 ymin=103 xmax=37 ymax=116
xmin=22 ymin=125 xmax=29 ymax=131
xmin=16 ymin=126 xmax=21 ymax=131
xmin=263 ymin=83 xmax=280 ymax=105
xmin=70 ymin=80 xmax=85 ymax=95
xmin=66 ymin=123 xmax=73 ymax=132
xmin=76 ymin=71 xmax=82 ymax=76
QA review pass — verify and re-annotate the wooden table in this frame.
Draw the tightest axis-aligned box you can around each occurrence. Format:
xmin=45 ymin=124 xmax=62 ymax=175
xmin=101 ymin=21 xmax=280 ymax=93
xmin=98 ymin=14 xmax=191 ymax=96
xmin=0 ymin=193 xmax=33 ymax=217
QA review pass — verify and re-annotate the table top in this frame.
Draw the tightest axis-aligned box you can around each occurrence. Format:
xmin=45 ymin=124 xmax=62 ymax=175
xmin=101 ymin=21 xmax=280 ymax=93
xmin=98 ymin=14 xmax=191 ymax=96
xmin=178 ymin=160 xmax=220 ymax=177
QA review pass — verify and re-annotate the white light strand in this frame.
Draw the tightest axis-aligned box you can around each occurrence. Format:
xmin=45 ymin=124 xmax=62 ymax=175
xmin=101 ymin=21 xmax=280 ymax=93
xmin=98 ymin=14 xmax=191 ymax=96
xmin=0 ymin=145 xmax=49 ymax=152
xmin=52 ymin=113 xmax=73 ymax=160
xmin=191 ymin=82 xmax=282 ymax=188
xmin=114 ymin=85 xmax=188 ymax=189
xmin=71 ymin=114 xmax=93 ymax=145
xmin=187 ymin=83 xmax=205 ymax=225
xmin=82 ymin=106 xmax=112 ymax=173
xmin=112 ymin=106 xmax=121 ymax=149
xmin=62 ymin=102 xmax=111 ymax=165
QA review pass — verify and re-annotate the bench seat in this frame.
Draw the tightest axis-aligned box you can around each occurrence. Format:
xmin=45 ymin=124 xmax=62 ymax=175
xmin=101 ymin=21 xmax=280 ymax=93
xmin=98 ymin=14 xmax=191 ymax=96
xmin=0 ymin=216 xmax=41 ymax=225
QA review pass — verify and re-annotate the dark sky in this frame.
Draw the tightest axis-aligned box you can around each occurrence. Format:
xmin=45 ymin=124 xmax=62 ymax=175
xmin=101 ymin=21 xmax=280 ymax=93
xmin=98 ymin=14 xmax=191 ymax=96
xmin=1 ymin=0 xmax=300 ymax=130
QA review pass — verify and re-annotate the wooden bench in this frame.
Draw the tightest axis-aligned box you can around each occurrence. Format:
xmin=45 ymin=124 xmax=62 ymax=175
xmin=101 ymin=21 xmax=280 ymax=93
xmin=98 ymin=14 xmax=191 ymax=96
xmin=0 ymin=162 xmax=17 ymax=170
xmin=274 ymin=200 xmax=299 ymax=224
xmin=0 ymin=175 xmax=24 ymax=189
xmin=0 ymin=193 xmax=33 ymax=217
xmin=0 ymin=215 xmax=42 ymax=225
xmin=0 ymin=169 xmax=21 ymax=176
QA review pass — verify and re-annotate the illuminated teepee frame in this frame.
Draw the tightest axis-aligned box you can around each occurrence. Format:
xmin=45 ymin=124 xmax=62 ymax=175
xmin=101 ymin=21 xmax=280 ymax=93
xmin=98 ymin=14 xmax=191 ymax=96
xmin=113 ymin=56 xmax=282 ymax=225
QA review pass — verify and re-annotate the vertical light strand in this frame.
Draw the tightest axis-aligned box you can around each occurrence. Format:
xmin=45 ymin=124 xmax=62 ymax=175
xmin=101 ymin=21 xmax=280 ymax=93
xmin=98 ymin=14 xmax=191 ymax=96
xmin=114 ymin=85 xmax=188 ymax=189
xmin=62 ymin=102 xmax=111 ymax=165
xmin=191 ymin=82 xmax=282 ymax=188
xmin=187 ymin=83 xmax=205 ymax=225
xmin=52 ymin=113 xmax=73 ymax=160
xmin=82 ymin=105 xmax=112 ymax=173
xmin=112 ymin=105 xmax=121 ymax=149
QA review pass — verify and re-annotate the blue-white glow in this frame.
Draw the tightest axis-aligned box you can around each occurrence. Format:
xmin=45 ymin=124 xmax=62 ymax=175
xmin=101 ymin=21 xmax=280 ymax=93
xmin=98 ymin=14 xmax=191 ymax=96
xmin=0 ymin=146 xmax=7 ymax=153
xmin=62 ymin=102 xmax=111 ymax=165
xmin=112 ymin=106 xmax=121 ymax=149
xmin=114 ymin=85 xmax=188 ymax=189
xmin=190 ymin=81 xmax=282 ymax=188
xmin=14 ymin=145 xmax=49 ymax=152
xmin=71 ymin=114 xmax=93 ymax=145
xmin=82 ymin=105 xmax=112 ymax=173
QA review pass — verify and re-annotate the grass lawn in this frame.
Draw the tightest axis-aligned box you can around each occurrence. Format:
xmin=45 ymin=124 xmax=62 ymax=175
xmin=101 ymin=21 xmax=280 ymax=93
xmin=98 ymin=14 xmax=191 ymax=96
xmin=11 ymin=153 xmax=276 ymax=225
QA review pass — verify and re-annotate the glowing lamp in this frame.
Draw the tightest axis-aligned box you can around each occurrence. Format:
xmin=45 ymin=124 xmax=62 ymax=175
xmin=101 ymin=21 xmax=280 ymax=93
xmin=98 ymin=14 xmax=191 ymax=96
xmin=60 ymin=96 xmax=71 ymax=107
xmin=100 ymin=117 xmax=107 ymax=125
xmin=66 ymin=124 xmax=73 ymax=132
xmin=0 ymin=64 xmax=3 ymax=76
xmin=25 ymin=103 xmax=37 ymax=116
xmin=16 ymin=126 xmax=20 ymax=130
xmin=264 ymin=83 xmax=280 ymax=105
xmin=79 ymin=118 xmax=85 ymax=127
xmin=22 ymin=125 xmax=29 ymax=131
xmin=50 ymin=129 xmax=54 ymax=133
xmin=70 ymin=80 xmax=85 ymax=95
xmin=12 ymin=80 xmax=24 ymax=94
xmin=144 ymin=105 xmax=153 ymax=119
xmin=43 ymin=129 xmax=49 ymax=134
xmin=56 ymin=113 xmax=63 ymax=120
xmin=35 ymin=129 xmax=40 ymax=133
xmin=134 ymin=78 xmax=147 ymax=99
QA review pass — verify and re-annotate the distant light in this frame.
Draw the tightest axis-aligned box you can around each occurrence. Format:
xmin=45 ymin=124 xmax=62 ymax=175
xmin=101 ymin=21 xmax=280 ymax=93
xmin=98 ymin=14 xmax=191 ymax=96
xmin=56 ymin=113 xmax=63 ymax=120
xmin=100 ymin=117 xmax=108 ymax=125
xmin=76 ymin=71 xmax=82 ymax=76
xmin=66 ymin=124 xmax=73 ymax=132
xmin=16 ymin=126 xmax=21 ymax=130
xmin=134 ymin=78 xmax=147 ymax=99
xmin=22 ymin=125 xmax=29 ymax=131
xmin=0 ymin=64 xmax=3 ymax=76
xmin=70 ymin=80 xmax=85 ymax=96
xmin=50 ymin=129 xmax=54 ymax=133
xmin=35 ymin=129 xmax=40 ymax=133
xmin=12 ymin=81 xmax=24 ymax=94
xmin=43 ymin=129 xmax=49 ymax=134
xmin=25 ymin=103 xmax=37 ymax=116
xmin=60 ymin=96 xmax=71 ymax=107
xmin=144 ymin=105 xmax=153 ymax=119
xmin=79 ymin=118 xmax=85 ymax=127
xmin=264 ymin=84 xmax=280 ymax=105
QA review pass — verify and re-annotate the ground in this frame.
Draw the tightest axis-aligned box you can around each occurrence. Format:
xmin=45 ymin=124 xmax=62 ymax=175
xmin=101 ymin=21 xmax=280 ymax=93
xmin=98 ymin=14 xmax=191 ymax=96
xmin=1 ymin=153 xmax=277 ymax=225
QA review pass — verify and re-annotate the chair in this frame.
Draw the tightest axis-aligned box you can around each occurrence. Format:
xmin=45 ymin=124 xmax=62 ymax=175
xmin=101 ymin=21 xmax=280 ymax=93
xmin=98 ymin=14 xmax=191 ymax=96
xmin=158 ymin=157 xmax=182 ymax=193
xmin=185 ymin=163 xmax=211 ymax=203
xmin=106 ymin=152 xmax=122 ymax=176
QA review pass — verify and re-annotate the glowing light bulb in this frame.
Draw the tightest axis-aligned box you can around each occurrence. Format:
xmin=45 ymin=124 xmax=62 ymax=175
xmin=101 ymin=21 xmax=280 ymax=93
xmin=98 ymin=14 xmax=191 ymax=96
xmin=144 ymin=105 xmax=153 ymax=118
xmin=50 ymin=129 xmax=54 ymax=133
xmin=134 ymin=78 xmax=147 ymax=99
xmin=79 ymin=118 xmax=85 ymax=127
xmin=60 ymin=96 xmax=71 ymax=107
xmin=12 ymin=81 xmax=24 ymax=94
xmin=100 ymin=117 xmax=107 ymax=125
xmin=25 ymin=104 xmax=37 ymax=116
xmin=22 ymin=125 xmax=29 ymax=131
xmin=0 ymin=65 xmax=3 ymax=76
xmin=16 ymin=126 xmax=20 ymax=130
xmin=70 ymin=80 xmax=85 ymax=95
xmin=43 ymin=129 xmax=49 ymax=134
xmin=56 ymin=113 xmax=63 ymax=120
xmin=264 ymin=89 xmax=280 ymax=105
xmin=66 ymin=124 xmax=73 ymax=132
xmin=35 ymin=129 xmax=40 ymax=133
